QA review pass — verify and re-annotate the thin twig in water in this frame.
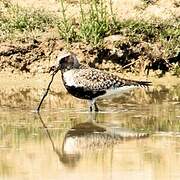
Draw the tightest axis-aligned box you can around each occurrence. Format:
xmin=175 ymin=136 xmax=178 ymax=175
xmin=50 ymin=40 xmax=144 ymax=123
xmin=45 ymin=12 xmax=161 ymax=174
xmin=36 ymin=69 xmax=59 ymax=112
xmin=37 ymin=113 xmax=63 ymax=164
xmin=37 ymin=113 xmax=56 ymax=151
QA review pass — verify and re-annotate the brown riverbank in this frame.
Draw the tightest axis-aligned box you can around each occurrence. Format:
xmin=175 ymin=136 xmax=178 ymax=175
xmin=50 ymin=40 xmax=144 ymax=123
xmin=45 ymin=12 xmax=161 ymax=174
xmin=0 ymin=0 xmax=179 ymax=77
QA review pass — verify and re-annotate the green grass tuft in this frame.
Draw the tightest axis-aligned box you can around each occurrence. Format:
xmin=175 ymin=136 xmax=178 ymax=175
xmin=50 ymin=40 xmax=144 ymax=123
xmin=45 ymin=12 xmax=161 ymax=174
xmin=57 ymin=0 xmax=117 ymax=46
xmin=78 ymin=0 xmax=110 ymax=45
xmin=57 ymin=0 xmax=76 ymax=44
xmin=0 ymin=0 xmax=57 ymax=41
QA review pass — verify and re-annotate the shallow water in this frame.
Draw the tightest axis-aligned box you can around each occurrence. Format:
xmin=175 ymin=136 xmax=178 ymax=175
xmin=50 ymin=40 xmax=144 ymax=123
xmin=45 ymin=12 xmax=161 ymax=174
xmin=0 ymin=81 xmax=180 ymax=180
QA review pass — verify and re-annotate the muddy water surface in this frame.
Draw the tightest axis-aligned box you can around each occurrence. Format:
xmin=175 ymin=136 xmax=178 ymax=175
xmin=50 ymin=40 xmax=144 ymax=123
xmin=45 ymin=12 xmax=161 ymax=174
xmin=0 ymin=74 xmax=180 ymax=180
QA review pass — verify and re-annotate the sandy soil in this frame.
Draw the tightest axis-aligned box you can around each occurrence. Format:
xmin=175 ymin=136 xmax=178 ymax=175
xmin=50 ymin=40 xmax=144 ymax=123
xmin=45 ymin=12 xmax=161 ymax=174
xmin=11 ymin=0 xmax=180 ymax=22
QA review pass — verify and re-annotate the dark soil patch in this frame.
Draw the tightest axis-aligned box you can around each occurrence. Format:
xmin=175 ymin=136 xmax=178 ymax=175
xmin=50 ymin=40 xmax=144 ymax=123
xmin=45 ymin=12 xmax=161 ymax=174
xmin=0 ymin=36 xmax=179 ymax=76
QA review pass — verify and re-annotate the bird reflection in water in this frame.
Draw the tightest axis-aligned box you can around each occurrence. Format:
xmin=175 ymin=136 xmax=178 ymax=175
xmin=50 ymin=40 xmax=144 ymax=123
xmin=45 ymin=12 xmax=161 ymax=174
xmin=37 ymin=113 xmax=149 ymax=168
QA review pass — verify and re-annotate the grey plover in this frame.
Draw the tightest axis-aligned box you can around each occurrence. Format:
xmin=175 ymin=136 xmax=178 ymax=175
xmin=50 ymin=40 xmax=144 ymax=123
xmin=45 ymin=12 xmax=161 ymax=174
xmin=56 ymin=52 xmax=151 ymax=111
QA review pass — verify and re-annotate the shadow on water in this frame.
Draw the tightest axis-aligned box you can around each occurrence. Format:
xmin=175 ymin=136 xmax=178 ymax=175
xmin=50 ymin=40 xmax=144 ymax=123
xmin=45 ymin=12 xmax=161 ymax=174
xmin=0 ymin=83 xmax=180 ymax=179
xmin=37 ymin=113 xmax=149 ymax=168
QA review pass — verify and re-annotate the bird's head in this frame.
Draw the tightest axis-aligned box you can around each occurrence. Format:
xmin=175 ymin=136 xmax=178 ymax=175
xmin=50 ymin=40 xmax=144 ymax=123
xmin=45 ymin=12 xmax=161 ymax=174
xmin=56 ymin=52 xmax=80 ymax=72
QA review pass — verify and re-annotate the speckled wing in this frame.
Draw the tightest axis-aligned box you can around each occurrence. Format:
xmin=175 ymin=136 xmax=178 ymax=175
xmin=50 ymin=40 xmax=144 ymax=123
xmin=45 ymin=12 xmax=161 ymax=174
xmin=72 ymin=67 xmax=151 ymax=92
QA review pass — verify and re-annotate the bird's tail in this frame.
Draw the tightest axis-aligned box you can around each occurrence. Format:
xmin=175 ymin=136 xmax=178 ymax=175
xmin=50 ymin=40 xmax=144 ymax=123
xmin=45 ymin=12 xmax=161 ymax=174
xmin=137 ymin=80 xmax=152 ymax=88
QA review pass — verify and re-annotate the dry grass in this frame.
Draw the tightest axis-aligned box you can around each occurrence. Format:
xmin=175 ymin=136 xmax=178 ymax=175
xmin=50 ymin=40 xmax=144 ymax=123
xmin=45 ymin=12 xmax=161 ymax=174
xmin=113 ymin=0 xmax=180 ymax=21
xmin=1 ymin=0 xmax=179 ymax=42
xmin=10 ymin=0 xmax=180 ymax=21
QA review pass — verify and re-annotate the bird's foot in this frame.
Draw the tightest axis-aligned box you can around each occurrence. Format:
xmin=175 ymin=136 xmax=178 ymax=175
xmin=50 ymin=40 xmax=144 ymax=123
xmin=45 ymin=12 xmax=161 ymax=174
xmin=90 ymin=106 xmax=93 ymax=112
xmin=94 ymin=103 xmax=99 ymax=112
xmin=89 ymin=100 xmax=99 ymax=112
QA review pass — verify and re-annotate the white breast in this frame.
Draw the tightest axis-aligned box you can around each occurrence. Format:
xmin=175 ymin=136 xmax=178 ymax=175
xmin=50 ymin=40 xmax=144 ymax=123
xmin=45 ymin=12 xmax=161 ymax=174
xmin=63 ymin=70 xmax=77 ymax=87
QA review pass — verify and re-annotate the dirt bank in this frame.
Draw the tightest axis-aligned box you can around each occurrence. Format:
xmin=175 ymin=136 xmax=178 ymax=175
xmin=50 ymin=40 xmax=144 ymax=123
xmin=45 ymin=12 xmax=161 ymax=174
xmin=0 ymin=36 xmax=179 ymax=77
xmin=0 ymin=0 xmax=179 ymax=77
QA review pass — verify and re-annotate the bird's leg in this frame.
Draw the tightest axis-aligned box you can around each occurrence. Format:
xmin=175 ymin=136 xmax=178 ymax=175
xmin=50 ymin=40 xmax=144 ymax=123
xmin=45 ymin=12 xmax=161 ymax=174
xmin=89 ymin=100 xmax=93 ymax=112
xmin=89 ymin=99 xmax=99 ymax=112
xmin=94 ymin=102 xmax=99 ymax=112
